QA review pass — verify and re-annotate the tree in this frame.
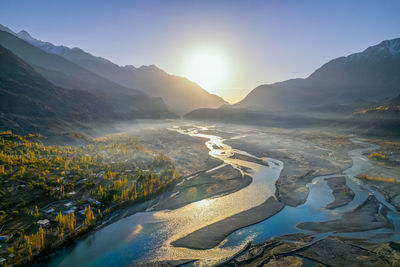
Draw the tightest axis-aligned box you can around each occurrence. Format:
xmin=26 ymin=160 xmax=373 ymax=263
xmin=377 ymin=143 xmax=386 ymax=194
xmin=84 ymin=205 xmax=95 ymax=225
xmin=56 ymin=212 xmax=75 ymax=231
xmin=57 ymin=225 xmax=64 ymax=240
xmin=24 ymin=235 xmax=32 ymax=258
xmin=34 ymin=205 xmax=39 ymax=218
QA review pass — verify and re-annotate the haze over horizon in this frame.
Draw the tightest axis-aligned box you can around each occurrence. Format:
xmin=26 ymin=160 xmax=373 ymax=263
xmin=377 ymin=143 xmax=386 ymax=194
xmin=1 ymin=0 xmax=400 ymax=103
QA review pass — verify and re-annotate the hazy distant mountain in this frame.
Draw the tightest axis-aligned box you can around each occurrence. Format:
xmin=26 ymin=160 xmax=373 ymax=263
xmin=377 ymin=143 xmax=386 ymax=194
xmin=117 ymin=64 xmax=228 ymax=114
xmin=1 ymin=24 xmax=227 ymax=114
xmin=0 ymin=44 xmax=111 ymax=135
xmin=235 ymin=38 xmax=400 ymax=111
xmin=0 ymin=29 xmax=175 ymax=119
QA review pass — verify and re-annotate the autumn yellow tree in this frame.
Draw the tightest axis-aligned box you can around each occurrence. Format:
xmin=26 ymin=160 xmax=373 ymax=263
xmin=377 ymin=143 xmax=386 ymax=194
xmin=56 ymin=212 xmax=75 ymax=231
xmin=34 ymin=205 xmax=39 ymax=218
xmin=24 ymin=235 xmax=32 ymax=258
xmin=84 ymin=205 xmax=95 ymax=225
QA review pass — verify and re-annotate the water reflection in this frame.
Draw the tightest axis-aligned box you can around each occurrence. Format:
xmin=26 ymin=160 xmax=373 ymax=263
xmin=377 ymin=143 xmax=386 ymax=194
xmin=44 ymin=124 xmax=283 ymax=267
xmin=39 ymin=126 xmax=399 ymax=267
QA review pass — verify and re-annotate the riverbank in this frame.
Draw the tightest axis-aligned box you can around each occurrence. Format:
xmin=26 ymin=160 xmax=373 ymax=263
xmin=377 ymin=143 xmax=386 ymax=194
xmin=172 ymin=196 xmax=284 ymax=249
xmin=226 ymin=233 xmax=396 ymax=266
xmin=325 ymin=176 xmax=355 ymax=209
xmin=297 ymin=195 xmax=389 ymax=233
xmin=358 ymin=138 xmax=400 ymax=211
xmin=154 ymin=165 xmax=252 ymax=211
xmin=30 ymin=181 xmax=180 ymax=267
xmin=223 ymin=128 xmax=356 ymax=207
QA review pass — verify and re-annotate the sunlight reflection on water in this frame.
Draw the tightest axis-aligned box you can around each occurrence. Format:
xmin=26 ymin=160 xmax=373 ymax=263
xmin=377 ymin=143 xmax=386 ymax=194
xmin=43 ymin=125 xmax=399 ymax=267
xmin=144 ymin=125 xmax=283 ymax=265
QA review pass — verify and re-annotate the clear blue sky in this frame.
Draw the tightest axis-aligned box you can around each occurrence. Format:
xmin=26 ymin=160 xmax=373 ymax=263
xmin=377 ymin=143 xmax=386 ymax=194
xmin=1 ymin=0 xmax=399 ymax=102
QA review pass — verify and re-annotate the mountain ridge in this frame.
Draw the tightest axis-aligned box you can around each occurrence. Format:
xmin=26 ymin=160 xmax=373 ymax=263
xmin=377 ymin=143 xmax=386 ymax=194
xmin=186 ymin=38 xmax=400 ymax=137
xmin=0 ymin=44 xmax=113 ymax=137
xmin=0 ymin=24 xmax=228 ymax=114
xmin=235 ymin=37 xmax=400 ymax=111
xmin=0 ymin=29 xmax=176 ymax=120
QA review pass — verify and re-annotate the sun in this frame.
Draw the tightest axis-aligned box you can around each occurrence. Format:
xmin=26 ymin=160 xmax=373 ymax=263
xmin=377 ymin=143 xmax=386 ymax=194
xmin=184 ymin=48 xmax=228 ymax=93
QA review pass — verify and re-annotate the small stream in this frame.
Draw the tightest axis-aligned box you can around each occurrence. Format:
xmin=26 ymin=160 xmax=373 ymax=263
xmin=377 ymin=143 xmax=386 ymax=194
xmin=40 ymin=125 xmax=400 ymax=267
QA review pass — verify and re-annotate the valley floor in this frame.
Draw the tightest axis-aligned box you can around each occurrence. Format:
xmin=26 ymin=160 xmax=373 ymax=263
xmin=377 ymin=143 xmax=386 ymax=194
xmin=128 ymin=122 xmax=400 ymax=266
xmin=3 ymin=120 xmax=400 ymax=266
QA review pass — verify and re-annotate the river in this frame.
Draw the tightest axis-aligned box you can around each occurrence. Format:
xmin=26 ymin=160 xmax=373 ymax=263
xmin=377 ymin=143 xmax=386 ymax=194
xmin=40 ymin=125 xmax=400 ymax=267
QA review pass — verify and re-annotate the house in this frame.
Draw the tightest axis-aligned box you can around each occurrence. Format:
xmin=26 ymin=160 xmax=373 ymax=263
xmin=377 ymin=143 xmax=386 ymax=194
xmin=64 ymin=202 xmax=72 ymax=207
xmin=0 ymin=236 xmax=9 ymax=241
xmin=63 ymin=209 xmax=75 ymax=215
xmin=37 ymin=219 xmax=50 ymax=228
xmin=0 ymin=258 xmax=6 ymax=263
xmin=45 ymin=208 xmax=55 ymax=214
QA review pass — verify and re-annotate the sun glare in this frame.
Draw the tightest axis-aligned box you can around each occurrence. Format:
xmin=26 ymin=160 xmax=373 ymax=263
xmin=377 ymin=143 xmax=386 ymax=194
xmin=184 ymin=48 xmax=228 ymax=93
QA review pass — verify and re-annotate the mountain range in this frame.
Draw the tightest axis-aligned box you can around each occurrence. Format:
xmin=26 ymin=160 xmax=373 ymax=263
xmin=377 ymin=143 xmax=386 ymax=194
xmin=234 ymin=38 xmax=400 ymax=111
xmin=0 ymin=29 xmax=175 ymax=122
xmin=0 ymin=24 xmax=227 ymax=114
xmin=186 ymin=38 xmax=400 ymax=137
xmin=1 ymin=22 xmax=399 ymax=138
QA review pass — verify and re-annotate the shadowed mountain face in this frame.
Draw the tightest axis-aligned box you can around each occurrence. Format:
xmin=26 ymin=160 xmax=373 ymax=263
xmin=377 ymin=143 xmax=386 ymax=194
xmin=0 ymin=44 xmax=111 ymax=135
xmin=0 ymin=29 xmax=175 ymax=120
xmin=349 ymin=94 xmax=400 ymax=136
xmin=235 ymin=38 xmax=400 ymax=111
xmin=1 ymin=25 xmax=227 ymax=114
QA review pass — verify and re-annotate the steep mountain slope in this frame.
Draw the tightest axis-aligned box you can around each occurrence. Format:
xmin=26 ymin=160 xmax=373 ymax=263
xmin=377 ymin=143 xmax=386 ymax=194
xmin=0 ymin=29 xmax=174 ymax=119
xmin=0 ymin=44 xmax=110 ymax=135
xmin=118 ymin=65 xmax=227 ymax=114
xmin=235 ymin=38 xmax=400 ymax=111
xmin=1 ymin=25 xmax=227 ymax=114
xmin=0 ymin=29 xmax=128 ymax=94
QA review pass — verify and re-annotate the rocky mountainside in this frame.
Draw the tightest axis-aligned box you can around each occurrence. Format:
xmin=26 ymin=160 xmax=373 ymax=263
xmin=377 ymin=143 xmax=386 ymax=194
xmin=0 ymin=24 xmax=227 ymax=114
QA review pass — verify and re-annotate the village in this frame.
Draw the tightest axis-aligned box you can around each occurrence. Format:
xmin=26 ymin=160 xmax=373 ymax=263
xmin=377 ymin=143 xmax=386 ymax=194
xmin=0 ymin=131 xmax=179 ymax=266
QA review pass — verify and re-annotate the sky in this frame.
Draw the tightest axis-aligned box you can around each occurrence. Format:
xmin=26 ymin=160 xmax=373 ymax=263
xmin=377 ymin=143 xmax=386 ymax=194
xmin=1 ymin=0 xmax=400 ymax=103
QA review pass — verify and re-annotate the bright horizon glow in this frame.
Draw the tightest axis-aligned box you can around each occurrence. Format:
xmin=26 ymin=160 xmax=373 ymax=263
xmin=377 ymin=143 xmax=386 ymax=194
xmin=1 ymin=1 xmax=399 ymax=103
xmin=184 ymin=48 xmax=229 ymax=95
